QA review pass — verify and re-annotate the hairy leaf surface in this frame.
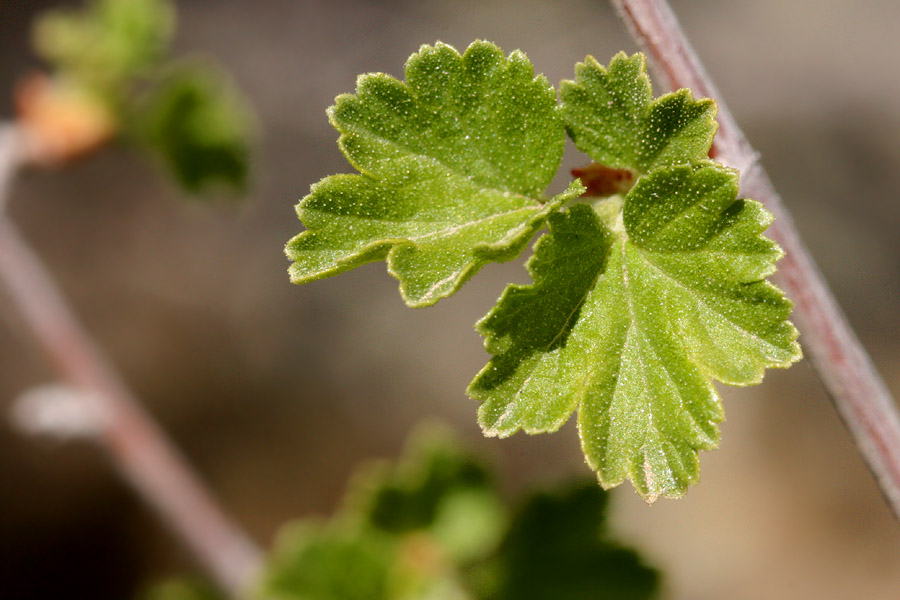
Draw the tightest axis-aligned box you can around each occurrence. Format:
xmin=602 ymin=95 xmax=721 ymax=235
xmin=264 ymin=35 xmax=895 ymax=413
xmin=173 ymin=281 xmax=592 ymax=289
xmin=287 ymin=41 xmax=576 ymax=307
xmin=470 ymin=163 xmax=801 ymax=501
xmin=288 ymin=42 xmax=802 ymax=502
xmin=560 ymin=52 xmax=717 ymax=175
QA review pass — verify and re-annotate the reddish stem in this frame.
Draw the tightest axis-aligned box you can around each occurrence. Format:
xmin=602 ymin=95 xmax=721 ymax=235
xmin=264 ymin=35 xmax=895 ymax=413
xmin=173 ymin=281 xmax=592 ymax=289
xmin=0 ymin=125 xmax=262 ymax=595
xmin=571 ymin=163 xmax=635 ymax=196
xmin=611 ymin=0 xmax=900 ymax=519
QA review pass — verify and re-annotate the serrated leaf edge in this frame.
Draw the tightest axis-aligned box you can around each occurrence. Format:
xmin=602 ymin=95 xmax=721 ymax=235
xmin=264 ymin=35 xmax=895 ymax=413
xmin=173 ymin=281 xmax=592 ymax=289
xmin=286 ymin=181 xmax=584 ymax=307
xmin=560 ymin=51 xmax=719 ymax=174
xmin=288 ymin=40 xmax=575 ymax=307
xmin=469 ymin=162 xmax=801 ymax=502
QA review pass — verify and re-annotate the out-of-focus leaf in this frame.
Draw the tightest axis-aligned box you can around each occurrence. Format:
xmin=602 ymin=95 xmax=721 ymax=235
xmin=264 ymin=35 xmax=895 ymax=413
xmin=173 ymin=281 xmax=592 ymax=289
xmin=260 ymin=428 xmax=503 ymax=600
xmin=258 ymin=426 xmax=660 ymax=599
xmin=135 ymin=61 xmax=254 ymax=193
xmin=351 ymin=426 xmax=506 ymax=563
xmin=34 ymin=0 xmax=174 ymax=93
xmin=466 ymin=483 xmax=660 ymax=600
xmin=261 ymin=522 xmax=394 ymax=600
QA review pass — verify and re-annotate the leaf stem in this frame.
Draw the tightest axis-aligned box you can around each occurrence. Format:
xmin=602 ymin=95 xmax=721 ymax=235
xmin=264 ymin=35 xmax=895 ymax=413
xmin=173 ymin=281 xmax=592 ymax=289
xmin=0 ymin=122 xmax=263 ymax=595
xmin=610 ymin=0 xmax=900 ymax=519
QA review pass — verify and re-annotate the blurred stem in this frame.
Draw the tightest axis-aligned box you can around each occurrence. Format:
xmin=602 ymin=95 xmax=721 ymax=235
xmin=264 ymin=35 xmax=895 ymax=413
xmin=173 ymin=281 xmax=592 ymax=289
xmin=0 ymin=125 xmax=22 ymax=212
xmin=0 ymin=122 xmax=262 ymax=595
xmin=611 ymin=0 xmax=900 ymax=521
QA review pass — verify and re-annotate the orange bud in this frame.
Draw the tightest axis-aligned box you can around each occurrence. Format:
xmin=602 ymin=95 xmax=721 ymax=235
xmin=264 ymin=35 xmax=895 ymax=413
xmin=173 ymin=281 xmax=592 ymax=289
xmin=15 ymin=72 xmax=116 ymax=166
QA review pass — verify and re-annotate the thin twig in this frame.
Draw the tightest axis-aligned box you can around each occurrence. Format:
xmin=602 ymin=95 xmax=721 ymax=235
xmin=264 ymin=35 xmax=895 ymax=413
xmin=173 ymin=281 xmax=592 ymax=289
xmin=0 ymin=124 xmax=263 ymax=595
xmin=610 ymin=0 xmax=900 ymax=519
xmin=0 ymin=124 xmax=23 ymax=213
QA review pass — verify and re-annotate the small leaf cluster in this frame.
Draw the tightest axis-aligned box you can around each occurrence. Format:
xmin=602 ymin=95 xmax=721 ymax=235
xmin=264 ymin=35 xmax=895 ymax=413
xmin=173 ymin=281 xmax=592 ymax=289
xmin=258 ymin=426 xmax=659 ymax=600
xmin=286 ymin=41 xmax=801 ymax=501
xmin=28 ymin=0 xmax=253 ymax=193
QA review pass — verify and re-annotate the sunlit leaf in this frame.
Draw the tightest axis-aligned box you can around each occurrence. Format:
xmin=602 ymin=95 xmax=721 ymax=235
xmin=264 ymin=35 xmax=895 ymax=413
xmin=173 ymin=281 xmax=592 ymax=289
xmin=470 ymin=163 xmax=800 ymax=501
xmin=286 ymin=41 xmax=578 ymax=307
xmin=560 ymin=52 xmax=717 ymax=176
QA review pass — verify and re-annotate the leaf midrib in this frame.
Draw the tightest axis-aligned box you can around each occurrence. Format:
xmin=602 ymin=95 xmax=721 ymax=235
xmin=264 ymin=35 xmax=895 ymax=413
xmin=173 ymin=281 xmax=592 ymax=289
xmin=601 ymin=241 xmax=707 ymax=486
xmin=304 ymin=203 xmax=544 ymax=251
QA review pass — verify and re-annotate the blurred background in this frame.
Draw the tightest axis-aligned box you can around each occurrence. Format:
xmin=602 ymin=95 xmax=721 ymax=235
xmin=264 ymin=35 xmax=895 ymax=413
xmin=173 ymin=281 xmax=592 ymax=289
xmin=1 ymin=0 xmax=899 ymax=598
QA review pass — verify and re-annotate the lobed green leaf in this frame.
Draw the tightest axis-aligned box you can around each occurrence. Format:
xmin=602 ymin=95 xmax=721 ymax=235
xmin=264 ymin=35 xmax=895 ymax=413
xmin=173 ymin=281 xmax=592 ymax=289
xmin=287 ymin=41 xmax=576 ymax=307
xmin=288 ymin=42 xmax=801 ymax=503
xmin=133 ymin=61 xmax=254 ymax=193
xmin=560 ymin=52 xmax=718 ymax=176
xmin=470 ymin=163 xmax=800 ymax=502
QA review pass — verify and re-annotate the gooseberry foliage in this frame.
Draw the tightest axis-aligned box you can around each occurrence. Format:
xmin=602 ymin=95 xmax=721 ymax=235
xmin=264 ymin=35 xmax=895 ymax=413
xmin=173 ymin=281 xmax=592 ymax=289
xmin=261 ymin=427 xmax=660 ymax=600
xmin=32 ymin=0 xmax=253 ymax=192
xmin=286 ymin=41 xmax=801 ymax=502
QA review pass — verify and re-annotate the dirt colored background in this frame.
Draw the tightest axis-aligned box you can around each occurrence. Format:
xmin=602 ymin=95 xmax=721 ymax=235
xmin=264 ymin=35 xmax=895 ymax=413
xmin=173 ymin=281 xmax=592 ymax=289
xmin=1 ymin=1 xmax=899 ymax=598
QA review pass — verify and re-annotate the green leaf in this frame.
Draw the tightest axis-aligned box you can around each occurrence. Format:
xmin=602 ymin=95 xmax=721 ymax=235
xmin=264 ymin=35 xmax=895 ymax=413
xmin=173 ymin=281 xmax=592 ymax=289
xmin=261 ymin=522 xmax=395 ymax=600
xmin=350 ymin=425 xmax=506 ymax=563
xmin=286 ymin=41 xmax=576 ymax=307
xmin=134 ymin=61 xmax=254 ymax=193
xmin=470 ymin=162 xmax=800 ymax=501
xmin=260 ymin=427 xmax=504 ymax=600
xmin=260 ymin=424 xmax=661 ymax=599
xmin=466 ymin=483 xmax=660 ymax=600
xmin=560 ymin=52 xmax=717 ymax=175
xmin=34 ymin=0 xmax=174 ymax=93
